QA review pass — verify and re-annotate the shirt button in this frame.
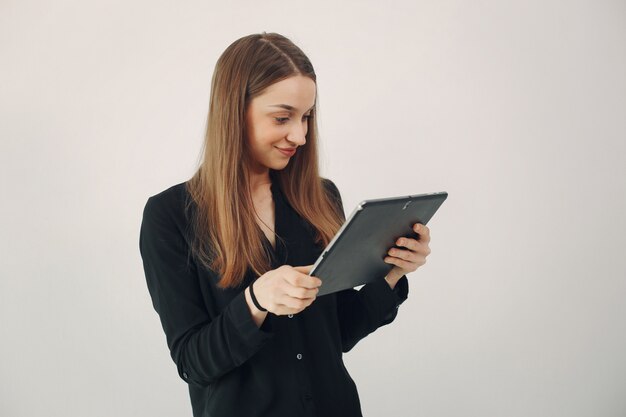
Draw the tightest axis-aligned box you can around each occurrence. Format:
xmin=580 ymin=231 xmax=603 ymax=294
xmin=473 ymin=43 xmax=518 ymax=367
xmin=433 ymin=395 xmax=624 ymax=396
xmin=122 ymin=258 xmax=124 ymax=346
xmin=182 ymin=372 xmax=188 ymax=379
xmin=288 ymin=314 xmax=294 ymax=318
xmin=296 ymin=353 xmax=303 ymax=360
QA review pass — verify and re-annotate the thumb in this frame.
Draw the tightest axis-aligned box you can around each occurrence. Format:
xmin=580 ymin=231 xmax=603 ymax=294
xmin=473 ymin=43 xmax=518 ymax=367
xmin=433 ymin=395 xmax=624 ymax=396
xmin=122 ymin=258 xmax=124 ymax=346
xmin=293 ymin=264 xmax=314 ymax=275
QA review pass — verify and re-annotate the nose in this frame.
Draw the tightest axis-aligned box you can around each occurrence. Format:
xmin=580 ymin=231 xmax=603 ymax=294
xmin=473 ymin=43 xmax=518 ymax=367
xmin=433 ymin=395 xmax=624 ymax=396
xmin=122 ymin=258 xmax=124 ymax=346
xmin=287 ymin=121 xmax=307 ymax=146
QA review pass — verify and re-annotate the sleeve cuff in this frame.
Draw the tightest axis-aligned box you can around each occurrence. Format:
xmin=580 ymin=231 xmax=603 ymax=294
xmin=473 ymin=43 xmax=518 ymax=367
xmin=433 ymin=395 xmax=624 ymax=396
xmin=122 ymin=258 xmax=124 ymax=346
xmin=391 ymin=275 xmax=409 ymax=307
xmin=358 ymin=275 xmax=410 ymax=326
xmin=223 ymin=290 xmax=274 ymax=363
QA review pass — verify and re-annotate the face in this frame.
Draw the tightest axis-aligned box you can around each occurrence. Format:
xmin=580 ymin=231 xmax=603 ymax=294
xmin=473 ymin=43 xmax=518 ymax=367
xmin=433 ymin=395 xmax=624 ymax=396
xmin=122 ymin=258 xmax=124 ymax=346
xmin=245 ymin=75 xmax=316 ymax=174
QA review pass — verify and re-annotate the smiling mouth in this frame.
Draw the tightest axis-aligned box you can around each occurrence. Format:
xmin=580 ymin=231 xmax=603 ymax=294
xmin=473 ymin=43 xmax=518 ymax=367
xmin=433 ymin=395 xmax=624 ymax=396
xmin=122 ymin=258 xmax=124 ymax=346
xmin=276 ymin=147 xmax=297 ymax=156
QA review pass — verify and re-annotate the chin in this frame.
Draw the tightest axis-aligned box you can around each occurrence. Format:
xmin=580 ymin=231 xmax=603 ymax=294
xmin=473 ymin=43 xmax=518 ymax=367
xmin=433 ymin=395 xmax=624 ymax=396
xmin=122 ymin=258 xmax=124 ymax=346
xmin=272 ymin=161 xmax=291 ymax=170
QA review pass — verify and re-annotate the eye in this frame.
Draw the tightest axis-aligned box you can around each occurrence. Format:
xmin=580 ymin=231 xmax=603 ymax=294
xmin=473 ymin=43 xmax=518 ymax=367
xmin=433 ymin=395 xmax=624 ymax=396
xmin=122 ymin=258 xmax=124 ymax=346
xmin=274 ymin=114 xmax=312 ymax=125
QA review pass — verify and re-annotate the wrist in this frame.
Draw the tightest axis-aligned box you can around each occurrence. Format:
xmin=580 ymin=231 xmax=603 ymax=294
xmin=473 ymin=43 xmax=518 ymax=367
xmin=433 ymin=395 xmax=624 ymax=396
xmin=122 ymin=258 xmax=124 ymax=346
xmin=384 ymin=271 xmax=402 ymax=289
xmin=245 ymin=286 xmax=268 ymax=328
xmin=249 ymin=281 xmax=267 ymax=312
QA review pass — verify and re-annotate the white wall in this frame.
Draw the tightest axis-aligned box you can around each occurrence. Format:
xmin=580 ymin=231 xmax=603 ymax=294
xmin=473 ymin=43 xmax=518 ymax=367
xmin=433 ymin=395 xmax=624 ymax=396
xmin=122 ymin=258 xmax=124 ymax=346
xmin=1 ymin=1 xmax=625 ymax=416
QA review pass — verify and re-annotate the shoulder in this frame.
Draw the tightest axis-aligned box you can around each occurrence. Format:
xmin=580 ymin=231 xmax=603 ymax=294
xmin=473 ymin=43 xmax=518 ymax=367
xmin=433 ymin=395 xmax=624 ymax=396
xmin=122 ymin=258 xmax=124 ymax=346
xmin=321 ymin=177 xmax=341 ymax=200
xmin=142 ymin=181 xmax=193 ymax=230
xmin=320 ymin=177 xmax=345 ymax=219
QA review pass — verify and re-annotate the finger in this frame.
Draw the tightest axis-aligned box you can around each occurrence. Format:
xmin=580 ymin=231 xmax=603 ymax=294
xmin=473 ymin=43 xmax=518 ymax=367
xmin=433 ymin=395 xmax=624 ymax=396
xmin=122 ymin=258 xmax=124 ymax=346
xmin=286 ymin=270 xmax=322 ymax=289
xmin=293 ymin=264 xmax=313 ymax=274
xmin=385 ymin=257 xmax=424 ymax=273
xmin=395 ymin=236 xmax=420 ymax=252
xmin=284 ymin=283 xmax=319 ymax=300
xmin=392 ymin=239 xmax=431 ymax=257
xmin=413 ymin=223 xmax=431 ymax=243
xmin=384 ymin=255 xmax=416 ymax=271
xmin=279 ymin=293 xmax=315 ymax=310
xmin=387 ymin=247 xmax=420 ymax=263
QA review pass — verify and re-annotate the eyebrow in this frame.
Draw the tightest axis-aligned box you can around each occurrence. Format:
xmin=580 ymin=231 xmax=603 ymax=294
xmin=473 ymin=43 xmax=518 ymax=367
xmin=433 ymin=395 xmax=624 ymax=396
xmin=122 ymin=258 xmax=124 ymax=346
xmin=268 ymin=104 xmax=315 ymax=112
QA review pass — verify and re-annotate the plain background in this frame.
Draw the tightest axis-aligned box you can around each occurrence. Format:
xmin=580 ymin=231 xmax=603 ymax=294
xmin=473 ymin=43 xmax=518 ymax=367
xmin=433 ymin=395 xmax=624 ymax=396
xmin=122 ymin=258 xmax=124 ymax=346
xmin=1 ymin=1 xmax=625 ymax=416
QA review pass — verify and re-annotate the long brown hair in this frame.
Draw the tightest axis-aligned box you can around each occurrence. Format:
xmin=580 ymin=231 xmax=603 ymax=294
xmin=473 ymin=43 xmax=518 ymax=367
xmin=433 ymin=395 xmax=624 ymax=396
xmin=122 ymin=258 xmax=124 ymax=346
xmin=186 ymin=32 xmax=344 ymax=288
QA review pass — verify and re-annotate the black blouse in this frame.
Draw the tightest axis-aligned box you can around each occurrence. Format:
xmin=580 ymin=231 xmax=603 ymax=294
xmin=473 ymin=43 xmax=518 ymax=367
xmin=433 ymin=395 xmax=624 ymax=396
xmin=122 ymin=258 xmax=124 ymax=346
xmin=139 ymin=175 xmax=409 ymax=417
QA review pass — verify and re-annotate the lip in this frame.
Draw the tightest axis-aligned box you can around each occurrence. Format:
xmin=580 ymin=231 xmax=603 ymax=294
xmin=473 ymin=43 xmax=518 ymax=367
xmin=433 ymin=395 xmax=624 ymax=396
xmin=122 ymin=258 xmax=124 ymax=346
xmin=276 ymin=147 xmax=297 ymax=157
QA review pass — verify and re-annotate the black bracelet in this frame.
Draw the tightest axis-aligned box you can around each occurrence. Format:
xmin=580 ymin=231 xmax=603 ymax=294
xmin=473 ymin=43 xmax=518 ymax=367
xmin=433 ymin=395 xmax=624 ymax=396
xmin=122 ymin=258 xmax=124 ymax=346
xmin=249 ymin=280 xmax=267 ymax=312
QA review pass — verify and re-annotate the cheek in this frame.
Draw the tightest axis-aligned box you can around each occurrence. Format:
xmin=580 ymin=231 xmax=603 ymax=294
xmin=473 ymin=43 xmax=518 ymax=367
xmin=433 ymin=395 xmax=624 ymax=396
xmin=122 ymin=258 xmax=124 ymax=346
xmin=264 ymin=125 xmax=287 ymax=143
xmin=250 ymin=125 xmax=272 ymax=144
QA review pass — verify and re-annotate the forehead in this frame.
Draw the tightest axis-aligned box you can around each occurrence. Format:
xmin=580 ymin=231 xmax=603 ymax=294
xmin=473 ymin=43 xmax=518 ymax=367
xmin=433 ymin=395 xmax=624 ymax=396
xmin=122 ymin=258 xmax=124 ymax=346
xmin=253 ymin=75 xmax=316 ymax=106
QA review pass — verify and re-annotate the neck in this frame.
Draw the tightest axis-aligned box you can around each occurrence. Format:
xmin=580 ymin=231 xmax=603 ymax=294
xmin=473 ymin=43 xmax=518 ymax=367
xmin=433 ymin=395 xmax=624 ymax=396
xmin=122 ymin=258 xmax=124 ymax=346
xmin=248 ymin=167 xmax=272 ymax=193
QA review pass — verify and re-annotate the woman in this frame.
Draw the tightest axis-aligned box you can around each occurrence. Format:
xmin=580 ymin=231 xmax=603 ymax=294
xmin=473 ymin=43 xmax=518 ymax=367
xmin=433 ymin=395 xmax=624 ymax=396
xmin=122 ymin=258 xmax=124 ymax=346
xmin=139 ymin=32 xmax=431 ymax=417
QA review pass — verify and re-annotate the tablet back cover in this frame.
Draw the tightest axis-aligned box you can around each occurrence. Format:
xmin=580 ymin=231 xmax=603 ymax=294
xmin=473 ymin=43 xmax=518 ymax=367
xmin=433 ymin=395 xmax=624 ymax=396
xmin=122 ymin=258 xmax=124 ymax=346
xmin=312 ymin=192 xmax=447 ymax=296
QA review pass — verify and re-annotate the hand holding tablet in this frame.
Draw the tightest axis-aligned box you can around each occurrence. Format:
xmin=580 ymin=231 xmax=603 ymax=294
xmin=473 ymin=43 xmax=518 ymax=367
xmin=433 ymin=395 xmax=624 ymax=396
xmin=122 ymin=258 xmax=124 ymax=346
xmin=310 ymin=191 xmax=448 ymax=296
xmin=383 ymin=222 xmax=432 ymax=288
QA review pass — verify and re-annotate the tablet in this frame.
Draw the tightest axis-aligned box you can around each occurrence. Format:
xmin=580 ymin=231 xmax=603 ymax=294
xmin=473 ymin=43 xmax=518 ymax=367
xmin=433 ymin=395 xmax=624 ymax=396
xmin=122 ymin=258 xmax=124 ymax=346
xmin=310 ymin=191 xmax=448 ymax=296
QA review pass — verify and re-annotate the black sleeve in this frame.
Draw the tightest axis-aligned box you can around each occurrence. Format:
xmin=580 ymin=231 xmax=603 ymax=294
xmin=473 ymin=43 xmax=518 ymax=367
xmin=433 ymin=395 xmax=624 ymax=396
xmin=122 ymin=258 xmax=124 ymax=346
xmin=322 ymin=178 xmax=409 ymax=353
xmin=139 ymin=194 xmax=274 ymax=387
